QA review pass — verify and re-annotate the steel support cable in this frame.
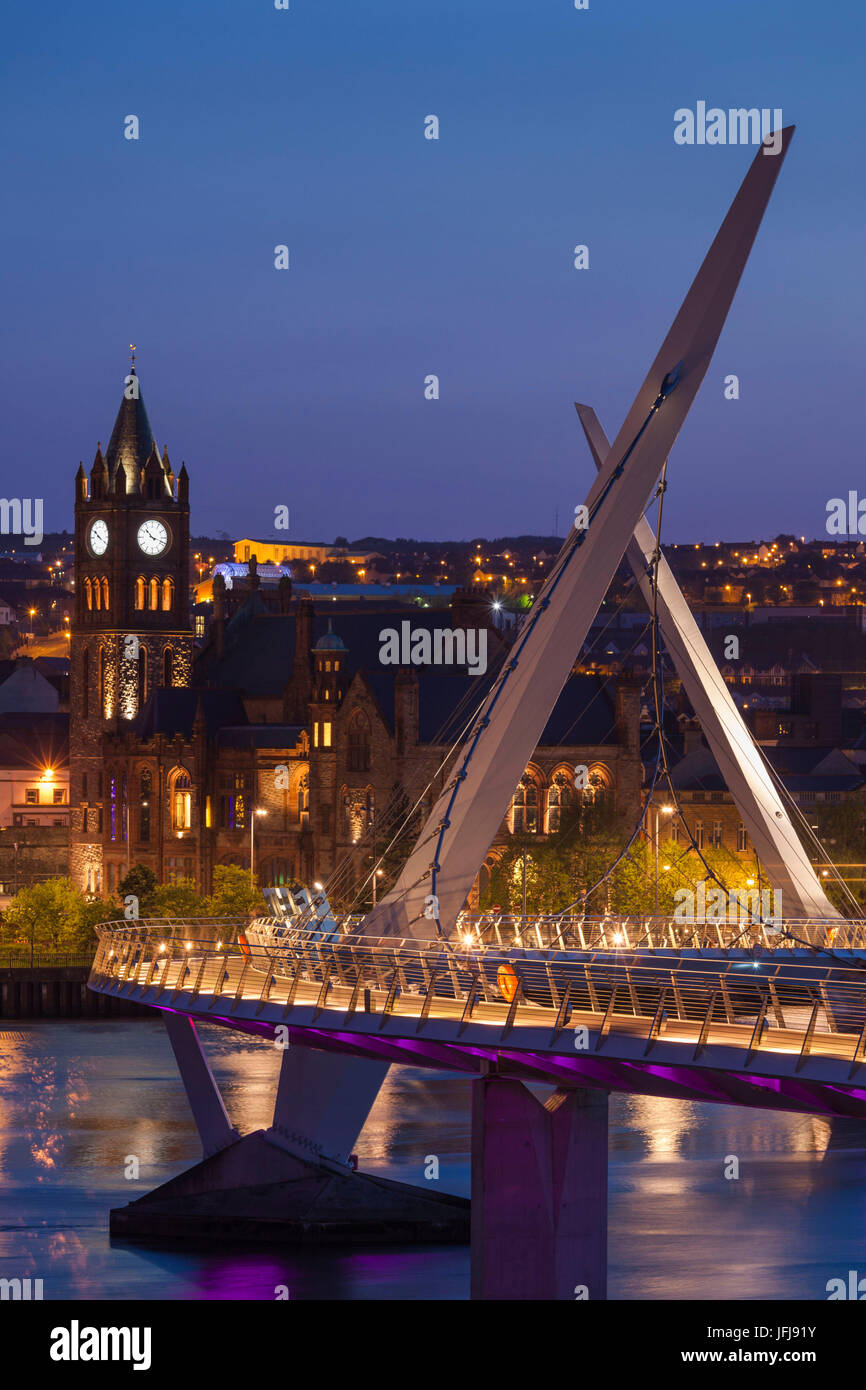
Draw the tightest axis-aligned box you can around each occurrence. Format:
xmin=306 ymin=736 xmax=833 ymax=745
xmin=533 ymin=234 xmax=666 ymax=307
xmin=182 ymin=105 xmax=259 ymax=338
xmin=552 ymin=468 xmax=789 ymax=947
xmin=320 ymin=679 xmax=498 ymax=910
xmin=338 ymin=536 xmax=655 ymax=919
xmin=650 ymin=599 xmax=864 ymax=918
xmin=631 ymin=478 xmax=866 ymax=965
xmin=426 ymin=371 xmax=685 ymax=936
xmin=638 ymin=580 xmax=861 ymax=915
xmin=553 ymin=463 xmax=679 ymax=921
xmin=633 ymin=462 xmax=818 ymax=949
xmin=644 ymin=669 xmax=864 ymax=956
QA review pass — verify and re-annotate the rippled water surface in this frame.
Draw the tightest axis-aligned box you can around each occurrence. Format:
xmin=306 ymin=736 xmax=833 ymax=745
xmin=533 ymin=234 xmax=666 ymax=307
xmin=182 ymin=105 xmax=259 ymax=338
xmin=1 ymin=1020 xmax=864 ymax=1300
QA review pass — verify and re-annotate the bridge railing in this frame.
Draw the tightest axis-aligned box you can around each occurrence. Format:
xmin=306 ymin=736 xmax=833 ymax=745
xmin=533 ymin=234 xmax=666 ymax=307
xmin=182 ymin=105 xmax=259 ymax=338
xmin=451 ymin=914 xmax=862 ymax=952
xmin=94 ymin=912 xmax=864 ymax=955
xmin=88 ymin=918 xmax=866 ymax=1073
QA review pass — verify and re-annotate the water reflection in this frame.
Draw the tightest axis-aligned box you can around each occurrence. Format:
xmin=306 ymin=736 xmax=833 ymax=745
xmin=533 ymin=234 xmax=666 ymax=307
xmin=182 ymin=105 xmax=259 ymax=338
xmin=1 ymin=1021 xmax=864 ymax=1300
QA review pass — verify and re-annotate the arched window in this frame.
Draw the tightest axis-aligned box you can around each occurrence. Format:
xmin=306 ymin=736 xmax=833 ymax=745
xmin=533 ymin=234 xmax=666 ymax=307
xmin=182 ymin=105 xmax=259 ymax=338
xmin=347 ymin=712 xmax=370 ymax=772
xmin=135 ymin=577 xmax=145 ymax=610
xmin=82 ymin=648 xmax=89 ymax=719
xmin=511 ymin=775 xmax=538 ymax=834
xmin=585 ymin=765 xmax=611 ymax=804
xmin=162 ymin=577 xmax=174 ymax=611
xmin=101 ymin=577 xmax=109 ymax=611
xmin=149 ymin=577 xmax=159 ymax=611
xmin=85 ymin=577 xmax=93 ymax=611
xmin=547 ymin=772 xmax=572 ymax=833
xmin=163 ymin=646 xmax=173 ymax=687
xmin=140 ymin=767 xmax=151 ymax=842
xmin=93 ymin=578 xmax=101 ymax=611
xmin=169 ymin=767 xmax=191 ymax=831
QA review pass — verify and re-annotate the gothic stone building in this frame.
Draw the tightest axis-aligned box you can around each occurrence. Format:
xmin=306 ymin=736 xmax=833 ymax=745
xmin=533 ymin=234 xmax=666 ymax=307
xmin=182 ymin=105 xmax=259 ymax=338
xmin=69 ymin=370 xmax=192 ymax=894
xmin=69 ymin=371 xmax=643 ymax=904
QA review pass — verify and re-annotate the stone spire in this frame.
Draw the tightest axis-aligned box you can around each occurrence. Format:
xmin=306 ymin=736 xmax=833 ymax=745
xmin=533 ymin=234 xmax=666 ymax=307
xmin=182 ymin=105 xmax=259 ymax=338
xmin=105 ymin=366 xmax=156 ymax=493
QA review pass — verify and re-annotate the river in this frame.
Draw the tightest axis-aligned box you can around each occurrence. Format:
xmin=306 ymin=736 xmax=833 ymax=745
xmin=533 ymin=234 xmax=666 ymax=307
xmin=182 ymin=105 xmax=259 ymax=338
xmin=1 ymin=1020 xmax=864 ymax=1300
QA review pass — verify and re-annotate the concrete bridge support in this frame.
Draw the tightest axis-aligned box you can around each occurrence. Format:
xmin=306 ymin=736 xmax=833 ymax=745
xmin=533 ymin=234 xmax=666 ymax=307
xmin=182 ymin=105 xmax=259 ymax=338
xmin=112 ymin=1028 xmax=468 ymax=1245
xmin=269 ymin=1045 xmax=389 ymax=1165
xmin=163 ymin=1013 xmax=239 ymax=1158
xmin=471 ymin=1076 xmax=608 ymax=1300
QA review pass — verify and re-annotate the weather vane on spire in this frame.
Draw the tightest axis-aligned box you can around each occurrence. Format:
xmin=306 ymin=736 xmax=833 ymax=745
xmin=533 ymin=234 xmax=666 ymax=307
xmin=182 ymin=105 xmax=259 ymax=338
xmin=129 ymin=343 xmax=136 ymax=370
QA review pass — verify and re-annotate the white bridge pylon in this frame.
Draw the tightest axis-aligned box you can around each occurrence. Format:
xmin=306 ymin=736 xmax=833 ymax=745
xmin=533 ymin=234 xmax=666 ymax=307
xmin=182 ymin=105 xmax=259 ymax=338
xmin=367 ymin=127 xmax=799 ymax=940
xmin=575 ymin=403 xmax=838 ymax=921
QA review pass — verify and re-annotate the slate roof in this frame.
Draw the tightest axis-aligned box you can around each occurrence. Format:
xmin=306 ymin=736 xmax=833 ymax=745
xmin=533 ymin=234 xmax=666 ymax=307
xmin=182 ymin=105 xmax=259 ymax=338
xmin=212 ymin=608 xmax=488 ymax=698
xmin=217 ymin=725 xmax=305 ymax=750
xmin=135 ymin=688 xmax=248 ymax=741
xmin=203 ymin=607 xmax=622 ymax=750
xmin=105 ymin=370 xmax=156 ymax=477
xmin=666 ymin=743 xmax=866 ymax=795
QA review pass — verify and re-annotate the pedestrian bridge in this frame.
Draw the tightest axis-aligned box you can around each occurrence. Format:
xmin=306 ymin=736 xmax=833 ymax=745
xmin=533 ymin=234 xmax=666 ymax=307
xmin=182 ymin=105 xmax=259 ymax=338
xmin=88 ymin=916 xmax=866 ymax=1119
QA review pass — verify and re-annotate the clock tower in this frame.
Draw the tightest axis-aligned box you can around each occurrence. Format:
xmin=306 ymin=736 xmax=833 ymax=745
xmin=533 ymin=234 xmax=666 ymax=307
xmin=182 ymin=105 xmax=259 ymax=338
xmin=69 ymin=361 xmax=192 ymax=895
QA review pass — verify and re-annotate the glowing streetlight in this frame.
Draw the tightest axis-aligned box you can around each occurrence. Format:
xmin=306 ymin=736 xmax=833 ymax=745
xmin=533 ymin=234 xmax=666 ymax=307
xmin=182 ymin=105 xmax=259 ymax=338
xmin=250 ymin=807 xmax=267 ymax=886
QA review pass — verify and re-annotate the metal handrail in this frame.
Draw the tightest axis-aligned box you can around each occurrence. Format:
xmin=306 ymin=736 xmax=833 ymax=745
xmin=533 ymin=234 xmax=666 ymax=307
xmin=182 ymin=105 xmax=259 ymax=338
xmin=89 ymin=913 xmax=866 ymax=964
xmin=88 ymin=919 xmax=866 ymax=1076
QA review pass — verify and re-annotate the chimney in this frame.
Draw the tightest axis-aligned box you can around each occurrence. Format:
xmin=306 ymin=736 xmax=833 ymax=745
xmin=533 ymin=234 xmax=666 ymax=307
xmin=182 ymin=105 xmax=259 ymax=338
xmin=614 ymin=677 xmax=641 ymax=754
xmin=682 ymin=717 xmax=704 ymax=755
xmin=451 ymin=585 xmax=493 ymax=635
xmin=791 ymin=672 xmax=842 ymax=746
xmin=284 ymin=595 xmax=314 ymax=722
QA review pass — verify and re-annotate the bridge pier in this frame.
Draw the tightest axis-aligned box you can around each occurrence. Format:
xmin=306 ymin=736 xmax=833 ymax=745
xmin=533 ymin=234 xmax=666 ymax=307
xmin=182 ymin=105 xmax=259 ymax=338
xmin=269 ymin=1045 xmax=389 ymax=1165
xmin=163 ymin=1013 xmax=239 ymax=1158
xmin=471 ymin=1076 xmax=608 ymax=1301
xmin=111 ymin=1028 xmax=468 ymax=1246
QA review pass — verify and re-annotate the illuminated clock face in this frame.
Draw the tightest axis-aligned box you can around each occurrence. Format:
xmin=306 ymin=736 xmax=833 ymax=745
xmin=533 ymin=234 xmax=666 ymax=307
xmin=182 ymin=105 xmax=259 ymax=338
xmin=137 ymin=519 xmax=169 ymax=556
xmin=89 ymin=519 xmax=109 ymax=556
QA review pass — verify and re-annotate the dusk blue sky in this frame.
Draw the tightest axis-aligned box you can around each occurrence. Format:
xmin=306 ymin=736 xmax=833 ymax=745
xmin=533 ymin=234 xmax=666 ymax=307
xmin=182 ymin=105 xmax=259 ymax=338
xmin=2 ymin=0 xmax=863 ymax=543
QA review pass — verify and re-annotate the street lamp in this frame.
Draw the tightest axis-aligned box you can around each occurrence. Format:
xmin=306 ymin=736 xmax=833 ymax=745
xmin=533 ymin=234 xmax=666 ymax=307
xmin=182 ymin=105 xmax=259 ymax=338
xmin=372 ymin=867 xmax=384 ymax=907
xmin=651 ymin=803 xmax=675 ymax=916
xmin=250 ymin=807 xmax=267 ymax=886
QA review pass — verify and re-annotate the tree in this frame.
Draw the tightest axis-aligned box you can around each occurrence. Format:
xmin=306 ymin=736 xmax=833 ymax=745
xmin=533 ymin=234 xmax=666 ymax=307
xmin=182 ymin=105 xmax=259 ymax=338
xmin=117 ymin=864 xmax=158 ymax=916
xmin=205 ymin=865 xmax=261 ymax=917
xmin=316 ymin=560 xmax=356 ymax=584
xmin=1 ymin=878 xmax=92 ymax=953
xmin=150 ymin=878 xmax=207 ymax=918
xmin=79 ymin=897 xmax=124 ymax=946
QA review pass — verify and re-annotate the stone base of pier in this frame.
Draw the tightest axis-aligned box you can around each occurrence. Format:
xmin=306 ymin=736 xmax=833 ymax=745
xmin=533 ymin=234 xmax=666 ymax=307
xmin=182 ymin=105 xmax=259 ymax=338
xmin=109 ymin=1128 xmax=470 ymax=1247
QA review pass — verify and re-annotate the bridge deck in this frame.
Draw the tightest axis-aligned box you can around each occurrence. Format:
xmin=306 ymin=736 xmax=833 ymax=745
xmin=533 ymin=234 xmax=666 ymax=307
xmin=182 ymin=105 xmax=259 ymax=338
xmin=87 ymin=920 xmax=866 ymax=1118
